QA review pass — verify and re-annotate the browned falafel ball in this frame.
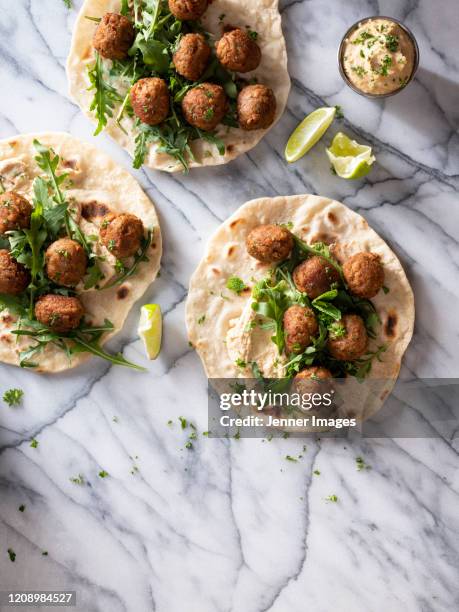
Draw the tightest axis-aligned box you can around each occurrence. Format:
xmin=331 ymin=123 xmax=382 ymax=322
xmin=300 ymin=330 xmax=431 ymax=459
xmin=182 ymin=83 xmax=227 ymax=131
xmin=0 ymin=250 xmax=30 ymax=295
xmin=45 ymin=238 xmax=87 ymax=287
xmin=216 ymin=28 xmax=261 ymax=73
xmin=295 ymin=366 xmax=333 ymax=382
xmin=100 ymin=213 xmax=144 ymax=259
xmin=293 ymin=256 xmax=340 ymax=299
xmin=168 ymin=0 xmax=208 ymax=20
xmin=35 ymin=295 xmax=85 ymax=333
xmin=237 ymin=84 xmax=276 ymax=131
xmin=173 ymin=33 xmax=211 ymax=81
xmin=246 ymin=224 xmax=293 ymax=264
xmin=343 ymin=252 xmax=385 ymax=299
xmin=130 ymin=78 xmax=170 ymax=126
xmin=0 ymin=191 xmax=33 ymax=235
xmin=327 ymin=314 xmax=368 ymax=361
xmin=283 ymin=305 xmax=318 ymax=354
xmin=93 ymin=13 xmax=135 ymax=60
xmin=293 ymin=366 xmax=334 ymax=410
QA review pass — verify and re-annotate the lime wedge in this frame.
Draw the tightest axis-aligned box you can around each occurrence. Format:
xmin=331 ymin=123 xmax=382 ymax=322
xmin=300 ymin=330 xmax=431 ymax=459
xmin=138 ymin=304 xmax=162 ymax=360
xmin=285 ymin=107 xmax=337 ymax=163
xmin=326 ymin=132 xmax=375 ymax=179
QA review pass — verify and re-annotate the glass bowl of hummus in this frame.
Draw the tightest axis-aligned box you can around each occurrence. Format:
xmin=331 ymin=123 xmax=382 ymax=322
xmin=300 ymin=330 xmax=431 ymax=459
xmin=338 ymin=16 xmax=419 ymax=98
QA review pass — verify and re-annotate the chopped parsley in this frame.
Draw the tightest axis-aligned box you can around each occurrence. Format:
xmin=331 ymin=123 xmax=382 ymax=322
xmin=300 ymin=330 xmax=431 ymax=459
xmin=30 ymin=439 xmax=38 ymax=449
xmin=379 ymin=55 xmax=392 ymax=76
xmin=285 ymin=455 xmax=298 ymax=462
xmin=98 ymin=470 xmax=109 ymax=478
xmin=197 ymin=315 xmax=206 ymax=325
xmin=313 ymin=470 xmax=321 ymax=476
xmin=226 ymin=276 xmax=247 ymax=295
xmin=385 ymin=34 xmax=399 ymax=52
xmin=18 ymin=505 xmax=25 ymax=512
xmin=3 ymin=388 xmax=24 ymax=407
xmin=334 ymin=105 xmax=344 ymax=119
xmin=326 ymin=494 xmax=338 ymax=503
xmin=353 ymin=31 xmax=376 ymax=45
xmin=179 ymin=416 xmax=187 ymax=429
xmin=351 ymin=65 xmax=367 ymax=77
xmin=356 ymin=456 xmax=371 ymax=471
xmin=70 ymin=474 xmax=85 ymax=485
xmin=235 ymin=357 xmax=247 ymax=368
xmin=8 ymin=548 xmax=16 ymax=562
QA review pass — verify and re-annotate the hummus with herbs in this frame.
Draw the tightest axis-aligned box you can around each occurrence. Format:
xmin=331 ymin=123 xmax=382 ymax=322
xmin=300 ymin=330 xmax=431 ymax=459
xmin=342 ymin=18 xmax=416 ymax=95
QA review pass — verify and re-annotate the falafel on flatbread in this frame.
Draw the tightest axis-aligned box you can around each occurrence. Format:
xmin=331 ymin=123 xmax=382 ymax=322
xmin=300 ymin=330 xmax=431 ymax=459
xmin=186 ymin=194 xmax=415 ymax=421
xmin=67 ymin=0 xmax=290 ymax=172
xmin=0 ymin=132 xmax=162 ymax=373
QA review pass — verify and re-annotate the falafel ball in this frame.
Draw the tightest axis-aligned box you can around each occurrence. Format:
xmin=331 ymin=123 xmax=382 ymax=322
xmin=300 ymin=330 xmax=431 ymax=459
xmin=100 ymin=213 xmax=144 ymax=259
xmin=182 ymin=83 xmax=227 ymax=131
xmin=130 ymin=78 xmax=170 ymax=126
xmin=237 ymin=84 xmax=276 ymax=131
xmin=0 ymin=250 xmax=30 ymax=295
xmin=93 ymin=12 xmax=135 ymax=60
xmin=283 ymin=305 xmax=318 ymax=354
xmin=293 ymin=366 xmax=334 ymax=416
xmin=173 ymin=33 xmax=211 ymax=81
xmin=216 ymin=28 xmax=261 ymax=73
xmin=0 ymin=191 xmax=33 ymax=235
xmin=35 ymin=295 xmax=84 ymax=333
xmin=294 ymin=365 xmax=333 ymax=392
xmin=295 ymin=366 xmax=333 ymax=382
xmin=45 ymin=238 xmax=87 ymax=287
xmin=327 ymin=314 xmax=368 ymax=361
xmin=343 ymin=252 xmax=385 ymax=299
xmin=246 ymin=224 xmax=293 ymax=264
xmin=293 ymin=256 xmax=340 ymax=299
xmin=168 ymin=0 xmax=208 ymax=20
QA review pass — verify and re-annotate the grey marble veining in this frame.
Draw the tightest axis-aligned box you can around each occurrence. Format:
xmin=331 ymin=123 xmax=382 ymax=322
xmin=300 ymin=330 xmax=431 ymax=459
xmin=0 ymin=0 xmax=458 ymax=610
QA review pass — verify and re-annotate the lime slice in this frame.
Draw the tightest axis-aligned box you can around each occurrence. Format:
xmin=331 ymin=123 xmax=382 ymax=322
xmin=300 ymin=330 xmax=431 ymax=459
xmin=285 ymin=107 xmax=336 ymax=163
xmin=326 ymin=132 xmax=375 ymax=179
xmin=138 ymin=304 xmax=162 ymax=360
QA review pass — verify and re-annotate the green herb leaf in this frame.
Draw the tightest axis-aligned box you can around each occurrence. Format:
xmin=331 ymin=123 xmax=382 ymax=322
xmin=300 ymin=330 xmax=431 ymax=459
xmin=3 ymin=388 xmax=24 ymax=407
xmin=226 ymin=276 xmax=247 ymax=295
xmin=102 ymin=230 xmax=152 ymax=289
xmin=88 ymin=52 xmax=122 ymax=136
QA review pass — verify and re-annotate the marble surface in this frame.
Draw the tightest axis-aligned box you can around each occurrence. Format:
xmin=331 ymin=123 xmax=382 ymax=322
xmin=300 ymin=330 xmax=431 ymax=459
xmin=1 ymin=0 xmax=459 ymax=610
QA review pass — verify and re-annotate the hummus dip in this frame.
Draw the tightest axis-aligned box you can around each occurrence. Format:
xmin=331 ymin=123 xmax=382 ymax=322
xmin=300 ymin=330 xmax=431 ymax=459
xmin=342 ymin=18 xmax=416 ymax=95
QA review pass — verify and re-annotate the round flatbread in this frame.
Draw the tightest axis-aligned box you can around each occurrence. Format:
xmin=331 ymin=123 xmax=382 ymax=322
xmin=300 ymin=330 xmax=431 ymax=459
xmin=0 ymin=132 xmax=162 ymax=373
xmin=67 ymin=0 xmax=290 ymax=172
xmin=186 ymin=194 xmax=415 ymax=421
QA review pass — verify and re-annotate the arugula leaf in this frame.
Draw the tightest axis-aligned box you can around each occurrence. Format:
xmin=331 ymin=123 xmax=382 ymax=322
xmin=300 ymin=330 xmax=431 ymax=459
xmin=103 ymin=230 xmax=152 ymax=289
xmin=12 ymin=319 xmax=145 ymax=371
xmin=251 ymin=279 xmax=291 ymax=354
xmin=0 ymin=294 xmax=28 ymax=316
xmin=293 ymin=236 xmax=343 ymax=279
xmin=88 ymin=52 xmax=122 ymax=136
xmin=120 ymin=0 xmax=130 ymax=16
xmin=311 ymin=289 xmax=342 ymax=322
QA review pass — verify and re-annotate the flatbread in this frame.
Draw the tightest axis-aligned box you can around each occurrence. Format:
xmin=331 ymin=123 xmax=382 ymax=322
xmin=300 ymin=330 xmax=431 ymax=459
xmin=0 ymin=132 xmax=162 ymax=373
xmin=67 ymin=0 xmax=290 ymax=172
xmin=186 ymin=194 xmax=415 ymax=420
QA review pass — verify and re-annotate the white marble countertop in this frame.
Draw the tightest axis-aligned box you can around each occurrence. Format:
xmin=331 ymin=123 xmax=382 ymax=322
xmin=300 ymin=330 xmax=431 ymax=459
xmin=1 ymin=1 xmax=458 ymax=610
